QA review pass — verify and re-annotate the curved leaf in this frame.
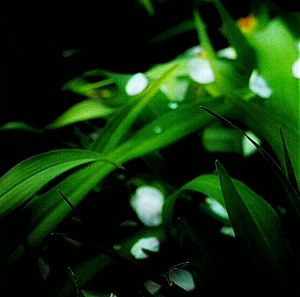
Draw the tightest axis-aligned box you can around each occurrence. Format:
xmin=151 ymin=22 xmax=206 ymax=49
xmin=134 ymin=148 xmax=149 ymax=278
xmin=47 ymin=100 xmax=114 ymax=129
xmin=0 ymin=149 xmax=102 ymax=218
xmin=216 ymin=161 xmax=292 ymax=277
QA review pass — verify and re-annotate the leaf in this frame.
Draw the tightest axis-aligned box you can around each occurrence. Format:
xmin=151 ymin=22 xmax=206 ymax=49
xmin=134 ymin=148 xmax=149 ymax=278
xmin=216 ymin=160 xmax=292 ymax=277
xmin=63 ymin=77 xmax=114 ymax=96
xmin=150 ymin=19 xmax=194 ymax=43
xmin=193 ymin=9 xmax=216 ymax=60
xmin=202 ymin=126 xmax=242 ymax=153
xmin=139 ymin=0 xmax=155 ymax=16
xmin=8 ymin=98 xmax=230 ymax=261
xmin=201 ymin=106 xmax=300 ymax=221
xmin=46 ymin=100 xmax=114 ymax=129
xmin=212 ymin=0 xmax=255 ymax=70
xmin=90 ymin=64 xmax=178 ymax=153
xmin=0 ymin=149 xmax=102 ymax=218
xmin=163 ymin=174 xmax=227 ymax=231
xmin=0 ymin=121 xmax=39 ymax=133
xmin=280 ymin=127 xmax=300 ymax=193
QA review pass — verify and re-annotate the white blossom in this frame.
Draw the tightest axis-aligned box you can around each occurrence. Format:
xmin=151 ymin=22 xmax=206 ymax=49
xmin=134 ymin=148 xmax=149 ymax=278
xmin=249 ymin=70 xmax=272 ymax=98
xmin=130 ymin=186 xmax=164 ymax=226
xmin=125 ymin=72 xmax=148 ymax=96
xmin=217 ymin=47 xmax=237 ymax=60
xmin=188 ymin=57 xmax=215 ymax=84
xmin=130 ymin=237 xmax=160 ymax=259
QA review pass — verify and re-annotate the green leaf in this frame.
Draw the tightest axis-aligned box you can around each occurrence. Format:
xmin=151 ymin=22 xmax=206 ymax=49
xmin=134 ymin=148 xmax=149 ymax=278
xmin=90 ymin=64 xmax=178 ymax=153
xmin=0 ymin=149 xmax=102 ymax=218
xmin=46 ymin=100 xmax=114 ymax=129
xmin=0 ymin=121 xmax=39 ymax=133
xmin=63 ymin=77 xmax=114 ymax=96
xmin=280 ymin=127 xmax=300 ymax=193
xmin=201 ymin=106 xmax=300 ymax=222
xmin=212 ymin=0 xmax=255 ymax=70
xmin=202 ymin=126 xmax=242 ymax=153
xmin=139 ymin=0 xmax=155 ymax=16
xmin=216 ymin=160 xmax=292 ymax=277
xmin=150 ymin=19 xmax=194 ymax=43
xmin=193 ymin=9 xmax=216 ymax=60
xmin=8 ymin=98 xmax=230 ymax=262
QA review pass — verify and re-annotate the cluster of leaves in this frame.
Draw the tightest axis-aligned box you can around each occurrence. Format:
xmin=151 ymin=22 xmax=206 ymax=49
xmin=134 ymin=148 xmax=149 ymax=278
xmin=0 ymin=0 xmax=299 ymax=296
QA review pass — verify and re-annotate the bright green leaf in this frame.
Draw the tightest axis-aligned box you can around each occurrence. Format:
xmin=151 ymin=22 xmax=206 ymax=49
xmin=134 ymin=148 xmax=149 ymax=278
xmin=47 ymin=100 xmax=114 ymax=129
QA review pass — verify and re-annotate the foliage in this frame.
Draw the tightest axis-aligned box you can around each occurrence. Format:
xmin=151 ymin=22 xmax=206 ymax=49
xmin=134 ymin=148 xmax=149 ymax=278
xmin=0 ymin=0 xmax=299 ymax=296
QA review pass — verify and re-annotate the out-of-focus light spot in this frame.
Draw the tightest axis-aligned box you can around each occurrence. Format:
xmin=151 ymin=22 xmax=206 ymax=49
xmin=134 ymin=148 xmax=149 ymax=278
xmin=62 ymin=49 xmax=80 ymax=58
xmin=144 ymin=280 xmax=161 ymax=295
xmin=153 ymin=125 xmax=163 ymax=135
xmin=169 ymin=269 xmax=196 ymax=292
xmin=249 ymin=70 xmax=272 ymax=98
xmin=220 ymin=226 xmax=235 ymax=237
xmin=292 ymin=58 xmax=300 ymax=79
xmin=168 ymin=102 xmax=179 ymax=110
xmin=130 ymin=237 xmax=160 ymax=259
xmin=242 ymin=131 xmax=261 ymax=157
xmin=125 ymin=73 xmax=148 ymax=96
xmin=188 ymin=58 xmax=215 ymax=84
xmin=38 ymin=258 xmax=50 ymax=281
xmin=130 ymin=186 xmax=164 ymax=226
xmin=217 ymin=47 xmax=237 ymax=60
xmin=205 ymin=197 xmax=229 ymax=220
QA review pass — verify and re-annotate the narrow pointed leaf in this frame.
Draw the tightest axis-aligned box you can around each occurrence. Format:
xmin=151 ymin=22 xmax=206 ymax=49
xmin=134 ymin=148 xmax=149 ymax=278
xmin=280 ymin=127 xmax=300 ymax=193
xmin=216 ymin=161 xmax=291 ymax=276
xmin=212 ymin=0 xmax=255 ymax=69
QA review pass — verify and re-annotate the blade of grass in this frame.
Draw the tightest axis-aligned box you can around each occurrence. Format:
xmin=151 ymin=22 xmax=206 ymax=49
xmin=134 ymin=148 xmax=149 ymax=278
xmin=216 ymin=160 xmax=292 ymax=279
xmin=280 ymin=127 xmax=300 ymax=194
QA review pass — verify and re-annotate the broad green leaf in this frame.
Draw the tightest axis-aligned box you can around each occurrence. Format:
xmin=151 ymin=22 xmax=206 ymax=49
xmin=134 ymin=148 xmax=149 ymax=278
xmin=242 ymin=19 xmax=300 ymax=182
xmin=216 ymin=161 xmax=292 ymax=277
xmin=0 ymin=149 xmax=102 ymax=218
xmin=46 ymin=100 xmax=114 ymax=129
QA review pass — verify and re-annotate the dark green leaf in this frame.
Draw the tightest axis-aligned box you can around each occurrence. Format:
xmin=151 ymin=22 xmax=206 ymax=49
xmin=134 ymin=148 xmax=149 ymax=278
xmin=216 ymin=160 xmax=292 ymax=277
